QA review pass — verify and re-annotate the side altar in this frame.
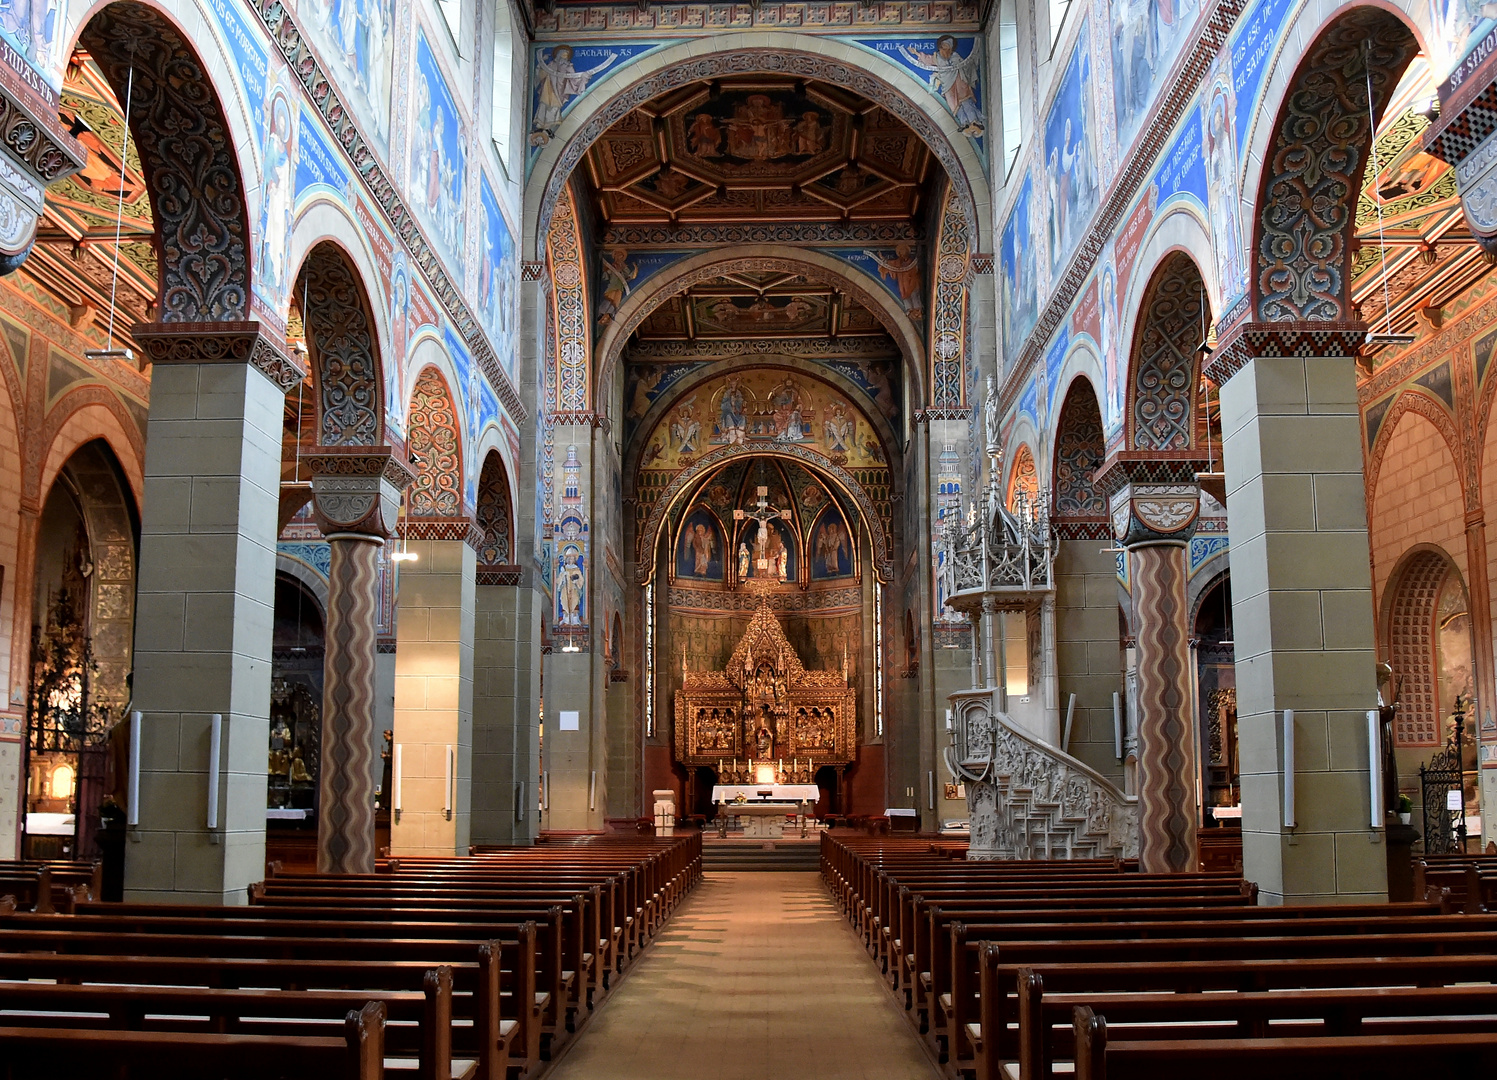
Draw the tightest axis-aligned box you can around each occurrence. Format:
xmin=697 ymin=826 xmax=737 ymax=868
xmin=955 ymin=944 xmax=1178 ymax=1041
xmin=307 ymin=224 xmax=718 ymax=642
xmin=674 ymin=593 xmax=858 ymax=795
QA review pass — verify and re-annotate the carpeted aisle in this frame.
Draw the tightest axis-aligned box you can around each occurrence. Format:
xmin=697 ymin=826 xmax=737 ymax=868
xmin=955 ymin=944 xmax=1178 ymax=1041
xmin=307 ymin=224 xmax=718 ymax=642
xmin=545 ymin=871 xmax=941 ymax=1080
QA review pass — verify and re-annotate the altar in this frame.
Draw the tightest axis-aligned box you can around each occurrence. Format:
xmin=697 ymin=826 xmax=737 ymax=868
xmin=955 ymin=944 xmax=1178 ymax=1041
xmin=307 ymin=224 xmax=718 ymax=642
xmin=675 ymin=594 xmax=858 ymax=809
xmin=711 ymin=784 xmax=821 ymax=838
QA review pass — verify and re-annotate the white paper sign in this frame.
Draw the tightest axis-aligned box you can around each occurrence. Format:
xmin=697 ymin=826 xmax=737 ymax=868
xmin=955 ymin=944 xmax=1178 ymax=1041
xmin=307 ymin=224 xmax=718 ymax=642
xmin=1447 ymin=789 xmax=1464 ymax=811
xmin=558 ymin=710 xmax=580 ymax=731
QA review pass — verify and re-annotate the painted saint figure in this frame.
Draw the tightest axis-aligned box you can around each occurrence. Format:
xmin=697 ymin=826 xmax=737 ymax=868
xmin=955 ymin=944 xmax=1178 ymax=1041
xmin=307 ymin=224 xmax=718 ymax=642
xmin=597 ymin=247 xmax=637 ymax=325
xmin=865 ymin=243 xmax=925 ymax=320
xmin=670 ymin=398 xmax=701 ymax=454
xmin=558 ymin=549 xmax=585 ymax=625
xmin=900 ymin=36 xmax=985 ymax=136
xmin=718 ymin=377 xmax=748 ymax=443
xmin=532 ymin=45 xmax=617 ymax=145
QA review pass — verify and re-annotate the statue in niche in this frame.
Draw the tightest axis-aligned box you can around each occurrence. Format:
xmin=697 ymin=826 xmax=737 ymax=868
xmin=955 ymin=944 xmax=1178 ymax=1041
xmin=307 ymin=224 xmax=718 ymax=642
xmin=984 ymin=375 xmax=1002 ymax=454
xmin=754 ymin=718 xmax=774 ymax=758
xmin=738 ymin=542 xmax=750 ymax=581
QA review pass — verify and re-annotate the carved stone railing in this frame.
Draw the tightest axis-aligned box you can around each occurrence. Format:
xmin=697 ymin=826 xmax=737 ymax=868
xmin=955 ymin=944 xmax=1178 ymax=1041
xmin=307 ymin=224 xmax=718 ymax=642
xmin=946 ymin=688 xmax=1138 ymax=861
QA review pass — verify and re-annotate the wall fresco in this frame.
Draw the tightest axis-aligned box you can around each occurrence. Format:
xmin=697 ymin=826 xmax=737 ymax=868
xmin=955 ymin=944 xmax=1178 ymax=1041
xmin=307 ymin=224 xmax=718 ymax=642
xmin=409 ymin=27 xmax=467 ymax=273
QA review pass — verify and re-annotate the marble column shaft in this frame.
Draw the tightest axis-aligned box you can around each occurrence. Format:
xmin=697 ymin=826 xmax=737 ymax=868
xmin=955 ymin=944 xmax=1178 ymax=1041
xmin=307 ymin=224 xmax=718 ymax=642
xmin=305 ymin=449 xmax=415 ymax=874
xmin=1103 ymin=470 xmax=1204 ymax=874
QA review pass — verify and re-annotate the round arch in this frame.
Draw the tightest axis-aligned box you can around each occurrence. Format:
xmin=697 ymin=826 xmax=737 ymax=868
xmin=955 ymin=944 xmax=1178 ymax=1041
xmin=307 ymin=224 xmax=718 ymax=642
xmin=622 ymin=353 xmax=902 ymax=486
xmin=1380 ymin=544 xmax=1465 ymax=748
xmin=1124 ymin=250 xmax=1211 ymax=453
xmin=1006 ymin=442 xmax=1039 ymax=511
xmin=1366 ymin=389 xmax=1465 ymax=512
xmin=635 ymin=443 xmax=893 ymax=584
xmin=1238 ymin=3 xmax=1424 ymax=322
xmin=292 ymin=239 xmax=388 ymax=449
xmin=275 ymin=556 xmax=329 ymax=614
xmin=72 ymin=1 xmax=259 ymax=320
xmin=38 ymin=396 xmax=145 ymax=510
xmin=474 ymin=447 xmax=515 ymax=566
xmin=598 ymin=247 xmax=928 ymax=408
xmin=522 ymin=34 xmax=992 ymax=260
xmin=1051 ymin=374 xmax=1107 ymax=528
xmin=406 ymin=364 xmax=464 ymax=519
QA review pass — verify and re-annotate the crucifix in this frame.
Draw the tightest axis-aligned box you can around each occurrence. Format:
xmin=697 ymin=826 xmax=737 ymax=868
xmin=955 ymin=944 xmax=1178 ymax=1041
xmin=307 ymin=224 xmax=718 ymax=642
xmin=734 ymin=485 xmax=793 ymax=581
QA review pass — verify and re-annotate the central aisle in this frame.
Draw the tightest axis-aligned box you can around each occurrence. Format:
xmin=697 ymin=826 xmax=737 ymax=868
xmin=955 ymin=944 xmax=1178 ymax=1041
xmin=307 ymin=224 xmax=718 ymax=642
xmin=547 ymin=870 xmax=941 ymax=1080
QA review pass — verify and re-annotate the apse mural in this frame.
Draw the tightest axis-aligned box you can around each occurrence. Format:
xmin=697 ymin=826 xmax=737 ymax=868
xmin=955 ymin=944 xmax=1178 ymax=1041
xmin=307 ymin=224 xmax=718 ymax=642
xmin=300 ymin=0 xmax=396 ymax=146
xmin=738 ymin=517 xmax=799 ymax=582
xmin=810 ymin=506 xmax=855 ymax=579
xmin=676 ymin=508 xmax=726 ymax=581
xmin=639 ymin=372 xmax=885 ymax=471
xmin=409 ymin=28 xmax=467 ymax=270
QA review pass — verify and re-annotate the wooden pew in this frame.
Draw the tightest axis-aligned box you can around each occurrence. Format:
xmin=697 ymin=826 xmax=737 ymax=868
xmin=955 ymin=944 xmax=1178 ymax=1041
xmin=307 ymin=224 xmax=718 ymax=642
xmin=1070 ymin=1004 xmax=1497 ymax=1080
xmin=0 ymin=943 xmax=529 ymax=1079
xmin=1414 ymin=858 xmax=1497 ymax=913
xmin=1017 ymin=976 xmax=1497 ymax=1080
xmin=0 ymin=974 xmax=457 ymax=1080
xmin=0 ymin=999 xmax=387 ymax=1080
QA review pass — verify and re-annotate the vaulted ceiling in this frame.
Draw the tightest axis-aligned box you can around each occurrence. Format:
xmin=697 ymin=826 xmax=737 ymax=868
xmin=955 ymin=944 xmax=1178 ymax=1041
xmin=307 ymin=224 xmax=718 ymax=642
xmin=581 ymin=76 xmax=935 ymax=228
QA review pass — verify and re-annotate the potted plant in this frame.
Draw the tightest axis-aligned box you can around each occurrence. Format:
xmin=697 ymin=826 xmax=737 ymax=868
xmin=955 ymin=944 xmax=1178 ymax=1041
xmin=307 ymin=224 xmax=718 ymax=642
xmin=1397 ymin=793 xmax=1413 ymax=825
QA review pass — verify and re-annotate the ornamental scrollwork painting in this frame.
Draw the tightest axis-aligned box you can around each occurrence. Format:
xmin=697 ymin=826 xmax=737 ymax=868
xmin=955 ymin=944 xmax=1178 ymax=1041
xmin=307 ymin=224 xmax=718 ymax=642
xmin=476 ymin=450 xmax=515 ymax=565
xmin=1052 ymin=383 xmax=1105 ymax=518
xmin=1255 ymin=10 xmax=1418 ymax=322
xmin=80 ymin=7 xmax=251 ymax=322
xmin=300 ymin=244 xmax=382 ymax=446
xmin=1131 ymin=254 xmax=1204 ymax=451
xmin=407 ymin=366 xmax=464 ymax=518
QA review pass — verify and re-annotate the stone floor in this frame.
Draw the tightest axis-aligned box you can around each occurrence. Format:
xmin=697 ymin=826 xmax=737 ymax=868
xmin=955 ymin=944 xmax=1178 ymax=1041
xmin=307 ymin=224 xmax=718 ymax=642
xmin=545 ymin=871 xmax=941 ymax=1080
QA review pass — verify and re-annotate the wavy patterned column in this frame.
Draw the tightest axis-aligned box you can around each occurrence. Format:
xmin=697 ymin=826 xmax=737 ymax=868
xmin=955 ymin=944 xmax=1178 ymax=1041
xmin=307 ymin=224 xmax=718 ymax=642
xmin=306 ymin=449 xmax=415 ymax=874
xmin=1101 ymin=459 xmax=1205 ymax=874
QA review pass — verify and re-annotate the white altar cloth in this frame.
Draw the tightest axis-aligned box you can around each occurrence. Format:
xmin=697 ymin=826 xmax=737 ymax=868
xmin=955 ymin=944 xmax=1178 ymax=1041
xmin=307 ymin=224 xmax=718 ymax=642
xmin=711 ymin=784 xmax=820 ymax=803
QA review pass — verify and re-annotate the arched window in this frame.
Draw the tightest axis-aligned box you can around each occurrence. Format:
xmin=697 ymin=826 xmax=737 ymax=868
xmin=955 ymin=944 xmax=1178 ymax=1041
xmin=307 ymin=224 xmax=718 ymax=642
xmin=998 ymin=0 xmax=1024 ymax=176
xmin=491 ymin=0 xmax=514 ymax=175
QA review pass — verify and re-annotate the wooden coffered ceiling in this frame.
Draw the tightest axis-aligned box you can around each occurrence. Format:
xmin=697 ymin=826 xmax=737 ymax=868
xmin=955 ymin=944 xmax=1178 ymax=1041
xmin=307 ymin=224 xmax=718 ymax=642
xmin=581 ymin=76 xmax=935 ymax=226
xmin=1353 ymin=57 xmax=1493 ymax=369
xmin=634 ymin=269 xmax=888 ymax=342
xmin=27 ymin=52 xmax=157 ymax=335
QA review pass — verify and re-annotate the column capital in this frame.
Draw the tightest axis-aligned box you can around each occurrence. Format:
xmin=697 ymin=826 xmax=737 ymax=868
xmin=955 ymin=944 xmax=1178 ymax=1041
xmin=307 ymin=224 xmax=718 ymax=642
xmin=1094 ymin=453 xmax=1206 ymax=546
xmin=403 ymin=515 xmax=485 ymax=551
xmin=304 ymin=446 xmax=417 ymax=540
xmin=1204 ymin=320 xmax=1366 ymax=385
xmin=132 ymin=321 xmax=306 ymax=393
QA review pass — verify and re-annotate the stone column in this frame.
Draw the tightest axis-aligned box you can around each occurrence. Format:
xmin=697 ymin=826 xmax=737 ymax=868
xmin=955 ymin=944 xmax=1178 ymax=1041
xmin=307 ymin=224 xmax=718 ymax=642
xmin=126 ymin=323 xmax=303 ymax=902
xmin=1102 ymin=463 xmax=1203 ymax=874
xmin=1207 ymin=324 xmax=1386 ymax=903
xmin=391 ymin=519 xmax=478 ymax=856
xmin=1463 ymin=513 xmax=1497 ymax=845
xmin=304 ymin=448 xmax=414 ymax=872
xmin=472 ymin=565 xmax=536 ymax=844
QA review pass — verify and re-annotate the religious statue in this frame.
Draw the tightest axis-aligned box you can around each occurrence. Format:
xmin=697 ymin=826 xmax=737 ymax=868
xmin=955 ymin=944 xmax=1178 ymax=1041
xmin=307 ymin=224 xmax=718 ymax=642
xmin=289 ymin=747 xmax=313 ymax=783
xmin=738 ymin=542 xmax=750 ymax=581
xmin=558 ymin=550 xmax=585 ymax=625
xmin=754 ymin=720 xmax=773 ymax=758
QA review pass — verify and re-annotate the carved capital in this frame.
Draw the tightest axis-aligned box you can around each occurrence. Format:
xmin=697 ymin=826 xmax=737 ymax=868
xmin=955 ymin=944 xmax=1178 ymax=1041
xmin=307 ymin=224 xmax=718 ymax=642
xmin=306 ymin=447 xmax=417 ymax=539
xmin=1109 ymin=482 xmax=1201 ymax=548
xmin=132 ymin=321 xmax=307 ymax=393
xmin=1204 ymin=320 xmax=1366 ymax=385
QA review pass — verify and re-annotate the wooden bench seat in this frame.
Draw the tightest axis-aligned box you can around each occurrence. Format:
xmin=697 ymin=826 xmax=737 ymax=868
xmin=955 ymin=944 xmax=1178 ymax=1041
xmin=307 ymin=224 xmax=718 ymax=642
xmin=1070 ymin=1004 xmax=1497 ymax=1080
xmin=0 ymin=999 xmax=386 ymax=1080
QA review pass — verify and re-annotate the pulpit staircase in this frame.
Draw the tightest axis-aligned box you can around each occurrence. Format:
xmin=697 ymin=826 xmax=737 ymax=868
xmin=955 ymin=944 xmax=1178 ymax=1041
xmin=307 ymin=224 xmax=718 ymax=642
xmin=939 ymin=465 xmax=1137 ymax=860
xmin=947 ymin=691 xmax=1138 ymax=860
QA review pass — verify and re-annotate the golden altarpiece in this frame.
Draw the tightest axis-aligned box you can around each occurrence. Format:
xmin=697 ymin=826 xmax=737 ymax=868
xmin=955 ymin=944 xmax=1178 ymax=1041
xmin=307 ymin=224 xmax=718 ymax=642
xmin=675 ymin=592 xmax=857 ymax=786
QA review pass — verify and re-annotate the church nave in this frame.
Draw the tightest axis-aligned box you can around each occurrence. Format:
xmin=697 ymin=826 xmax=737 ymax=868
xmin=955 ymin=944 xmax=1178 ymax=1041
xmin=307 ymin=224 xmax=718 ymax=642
xmin=546 ymin=870 xmax=941 ymax=1080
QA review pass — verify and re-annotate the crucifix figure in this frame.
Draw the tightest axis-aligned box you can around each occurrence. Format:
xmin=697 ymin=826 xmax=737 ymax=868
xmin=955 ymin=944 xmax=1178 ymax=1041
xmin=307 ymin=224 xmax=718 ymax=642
xmin=734 ymin=485 xmax=793 ymax=581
